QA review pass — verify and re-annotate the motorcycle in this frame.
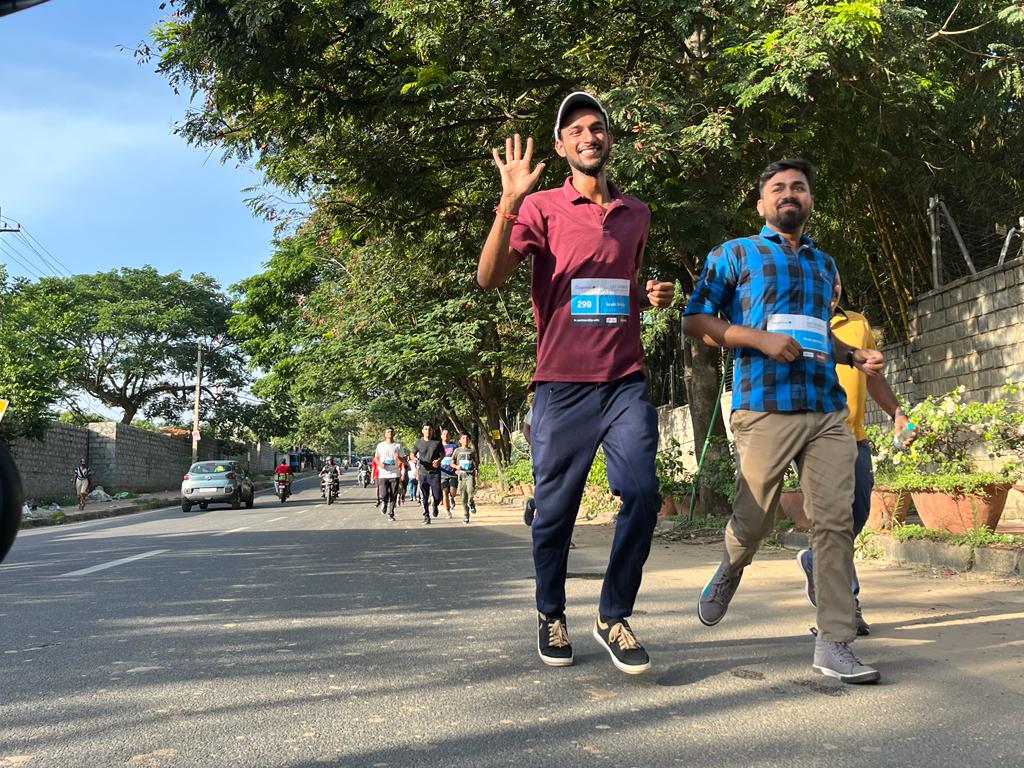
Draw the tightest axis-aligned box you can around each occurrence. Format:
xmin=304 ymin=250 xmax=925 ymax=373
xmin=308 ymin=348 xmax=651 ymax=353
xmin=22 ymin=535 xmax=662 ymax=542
xmin=358 ymin=467 xmax=370 ymax=488
xmin=274 ymin=479 xmax=291 ymax=504
xmin=0 ymin=401 xmax=24 ymax=564
xmin=322 ymin=473 xmax=339 ymax=505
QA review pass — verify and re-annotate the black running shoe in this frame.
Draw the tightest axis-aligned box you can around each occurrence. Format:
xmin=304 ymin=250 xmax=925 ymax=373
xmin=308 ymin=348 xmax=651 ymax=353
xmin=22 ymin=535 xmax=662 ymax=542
xmin=523 ymin=497 xmax=536 ymax=526
xmin=537 ymin=613 xmax=573 ymax=667
xmin=593 ymin=617 xmax=651 ymax=674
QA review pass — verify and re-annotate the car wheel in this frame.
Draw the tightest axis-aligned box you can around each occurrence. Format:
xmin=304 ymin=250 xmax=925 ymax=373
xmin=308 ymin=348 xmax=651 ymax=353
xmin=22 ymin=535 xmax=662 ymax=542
xmin=245 ymin=490 xmax=254 ymax=509
xmin=199 ymin=502 xmax=209 ymax=510
xmin=231 ymin=492 xmax=241 ymax=510
xmin=181 ymin=499 xmax=193 ymax=513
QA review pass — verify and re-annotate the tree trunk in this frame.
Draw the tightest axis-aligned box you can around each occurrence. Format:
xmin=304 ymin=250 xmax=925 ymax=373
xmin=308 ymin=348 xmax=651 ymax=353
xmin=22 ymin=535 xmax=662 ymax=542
xmin=682 ymin=337 xmax=731 ymax=518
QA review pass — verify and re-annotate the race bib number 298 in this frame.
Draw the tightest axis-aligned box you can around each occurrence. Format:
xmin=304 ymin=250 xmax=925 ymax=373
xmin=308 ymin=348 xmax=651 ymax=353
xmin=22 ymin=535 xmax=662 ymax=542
xmin=571 ymin=278 xmax=630 ymax=325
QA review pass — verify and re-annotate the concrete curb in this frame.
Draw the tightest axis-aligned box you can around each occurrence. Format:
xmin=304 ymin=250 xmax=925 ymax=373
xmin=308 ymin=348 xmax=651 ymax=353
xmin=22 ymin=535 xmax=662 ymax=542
xmin=18 ymin=475 xmax=317 ymax=529
xmin=778 ymin=529 xmax=1023 ymax=579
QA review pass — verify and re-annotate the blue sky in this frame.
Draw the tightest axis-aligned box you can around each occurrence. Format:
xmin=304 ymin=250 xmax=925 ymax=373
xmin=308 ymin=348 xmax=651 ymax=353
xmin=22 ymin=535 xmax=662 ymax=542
xmin=0 ymin=0 xmax=280 ymax=292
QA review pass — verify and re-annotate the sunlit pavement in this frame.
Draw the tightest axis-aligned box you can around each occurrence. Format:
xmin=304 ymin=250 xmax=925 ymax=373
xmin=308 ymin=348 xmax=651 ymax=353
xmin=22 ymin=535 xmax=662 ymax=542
xmin=1 ymin=476 xmax=1022 ymax=767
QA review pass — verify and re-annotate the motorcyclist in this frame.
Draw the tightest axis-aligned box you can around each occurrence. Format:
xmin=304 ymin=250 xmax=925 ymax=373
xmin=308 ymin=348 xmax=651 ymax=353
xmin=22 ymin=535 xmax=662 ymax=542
xmin=274 ymin=458 xmax=294 ymax=499
xmin=320 ymin=457 xmax=339 ymax=498
xmin=357 ymin=457 xmax=371 ymax=487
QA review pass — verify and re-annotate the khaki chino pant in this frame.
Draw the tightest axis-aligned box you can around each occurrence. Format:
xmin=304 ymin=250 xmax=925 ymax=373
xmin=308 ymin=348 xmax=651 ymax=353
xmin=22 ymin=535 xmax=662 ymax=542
xmin=726 ymin=408 xmax=857 ymax=642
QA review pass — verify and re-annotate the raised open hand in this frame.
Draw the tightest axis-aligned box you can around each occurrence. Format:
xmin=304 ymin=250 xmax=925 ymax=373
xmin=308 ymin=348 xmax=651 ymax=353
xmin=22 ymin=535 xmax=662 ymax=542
xmin=492 ymin=134 xmax=545 ymax=212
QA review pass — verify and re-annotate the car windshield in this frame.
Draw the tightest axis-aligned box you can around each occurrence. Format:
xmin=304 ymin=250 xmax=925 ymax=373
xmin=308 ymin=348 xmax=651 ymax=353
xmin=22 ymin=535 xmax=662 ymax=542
xmin=190 ymin=462 xmax=234 ymax=474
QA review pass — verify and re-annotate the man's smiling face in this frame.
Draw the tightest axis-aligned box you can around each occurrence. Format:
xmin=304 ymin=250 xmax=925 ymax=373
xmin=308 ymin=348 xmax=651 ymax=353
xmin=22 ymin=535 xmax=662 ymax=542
xmin=757 ymin=167 xmax=813 ymax=234
xmin=556 ymin=108 xmax=611 ymax=177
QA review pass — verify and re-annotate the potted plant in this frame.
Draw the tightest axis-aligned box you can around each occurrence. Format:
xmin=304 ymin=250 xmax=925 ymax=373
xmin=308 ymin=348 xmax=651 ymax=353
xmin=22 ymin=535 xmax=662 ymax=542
xmin=777 ymin=462 xmax=812 ymax=530
xmin=656 ymin=439 xmax=695 ymax=519
xmin=875 ymin=383 xmax=1024 ymax=533
xmin=864 ymin=423 xmax=912 ymax=530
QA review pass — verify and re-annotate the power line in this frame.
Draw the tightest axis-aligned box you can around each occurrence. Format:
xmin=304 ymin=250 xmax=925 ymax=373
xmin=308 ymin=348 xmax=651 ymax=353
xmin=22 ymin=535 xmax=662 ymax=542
xmin=14 ymin=228 xmax=73 ymax=277
xmin=0 ymin=236 xmax=54 ymax=278
xmin=0 ymin=240 xmax=46 ymax=279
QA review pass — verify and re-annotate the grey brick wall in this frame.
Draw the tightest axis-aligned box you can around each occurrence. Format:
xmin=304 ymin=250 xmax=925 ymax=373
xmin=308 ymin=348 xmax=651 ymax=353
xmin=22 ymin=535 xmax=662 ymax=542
xmin=12 ymin=421 xmax=258 ymax=500
xmin=11 ymin=422 xmax=91 ymax=501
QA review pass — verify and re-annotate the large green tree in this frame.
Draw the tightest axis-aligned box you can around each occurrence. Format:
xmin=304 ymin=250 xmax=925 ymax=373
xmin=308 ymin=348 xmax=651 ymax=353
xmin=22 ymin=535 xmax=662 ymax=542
xmin=155 ymin=0 xmax=1024 ymax=504
xmin=17 ymin=267 xmax=248 ymax=424
xmin=0 ymin=267 xmax=76 ymax=440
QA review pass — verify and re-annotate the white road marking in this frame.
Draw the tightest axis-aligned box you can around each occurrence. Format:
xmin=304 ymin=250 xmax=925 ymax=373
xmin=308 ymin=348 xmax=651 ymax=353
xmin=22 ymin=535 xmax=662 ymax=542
xmin=265 ymin=516 xmax=286 ymax=523
xmin=58 ymin=549 xmax=169 ymax=577
xmin=212 ymin=527 xmax=251 ymax=537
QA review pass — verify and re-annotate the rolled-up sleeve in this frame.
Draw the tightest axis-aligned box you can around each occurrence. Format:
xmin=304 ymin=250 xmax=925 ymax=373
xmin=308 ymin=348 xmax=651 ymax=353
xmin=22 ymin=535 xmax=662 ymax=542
xmin=684 ymin=244 xmax=737 ymax=317
xmin=509 ymin=197 xmax=545 ymax=259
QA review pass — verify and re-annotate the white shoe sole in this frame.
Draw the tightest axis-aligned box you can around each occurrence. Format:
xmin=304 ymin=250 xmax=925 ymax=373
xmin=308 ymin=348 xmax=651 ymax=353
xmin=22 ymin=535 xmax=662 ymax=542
xmin=592 ymin=625 xmax=651 ymax=674
xmin=813 ymin=664 xmax=880 ymax=684
xmin=537 ymin=636 xmax=574 ymax=667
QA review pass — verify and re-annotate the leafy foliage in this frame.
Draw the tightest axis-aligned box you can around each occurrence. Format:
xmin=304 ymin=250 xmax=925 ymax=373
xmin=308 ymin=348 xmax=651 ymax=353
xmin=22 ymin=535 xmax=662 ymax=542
xmin=13 ymin=267 xmax=247 ymax=426
xmin=152 ymin=0 xmax=1024 ymax=451
xmin=869 ymin=383 xmax=1024 ymax=492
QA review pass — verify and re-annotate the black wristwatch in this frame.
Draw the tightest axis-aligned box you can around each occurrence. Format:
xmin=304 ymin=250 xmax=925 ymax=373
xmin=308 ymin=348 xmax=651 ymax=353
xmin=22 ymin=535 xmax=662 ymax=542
xmin=845 ymin=349 xmax=856 ymax=367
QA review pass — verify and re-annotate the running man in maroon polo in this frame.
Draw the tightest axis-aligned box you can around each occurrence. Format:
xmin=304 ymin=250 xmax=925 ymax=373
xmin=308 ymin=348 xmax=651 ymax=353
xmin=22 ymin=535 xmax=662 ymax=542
xmin=477 ymin=92 xmax=674 ymax=674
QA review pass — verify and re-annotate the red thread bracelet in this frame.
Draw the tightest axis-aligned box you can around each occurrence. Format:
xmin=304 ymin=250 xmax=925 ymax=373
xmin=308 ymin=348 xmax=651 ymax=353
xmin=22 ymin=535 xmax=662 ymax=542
xmin=494 ymin=205 xmax=518 ymax=223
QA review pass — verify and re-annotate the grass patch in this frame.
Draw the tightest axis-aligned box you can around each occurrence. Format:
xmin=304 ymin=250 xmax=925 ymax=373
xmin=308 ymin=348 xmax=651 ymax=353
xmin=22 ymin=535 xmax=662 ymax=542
xmin=892 ymin=523 xmax=1024 ymax=547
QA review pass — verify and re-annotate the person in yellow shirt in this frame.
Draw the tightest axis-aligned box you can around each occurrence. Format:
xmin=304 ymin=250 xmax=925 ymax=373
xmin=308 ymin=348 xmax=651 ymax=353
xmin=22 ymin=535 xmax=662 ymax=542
xmin=796 ymin=306 xmax=914 ymax=636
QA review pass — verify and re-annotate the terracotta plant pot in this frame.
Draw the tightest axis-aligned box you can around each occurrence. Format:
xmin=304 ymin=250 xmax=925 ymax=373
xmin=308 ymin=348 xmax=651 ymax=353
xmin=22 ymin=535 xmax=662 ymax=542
xmin=673 ymin=494 xmax=696 ymax=518
xmin=778 ymin=489 xmax=812 ymax=530
xmin=658 ymin=495 xmax=677 ymax=519
xmin=867 ymin=487 xmax=911 ymax=530
xmin=911 ymin=483 xmax=1011 ymax=533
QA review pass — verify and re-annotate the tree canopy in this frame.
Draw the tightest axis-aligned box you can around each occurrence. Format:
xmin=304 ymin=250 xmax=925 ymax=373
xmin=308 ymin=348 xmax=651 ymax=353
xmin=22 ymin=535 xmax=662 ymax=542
xmin=152 ymin=0 xmax=1024 ymax=466
xmin=12 ymin=267 xmax=248 ymax=427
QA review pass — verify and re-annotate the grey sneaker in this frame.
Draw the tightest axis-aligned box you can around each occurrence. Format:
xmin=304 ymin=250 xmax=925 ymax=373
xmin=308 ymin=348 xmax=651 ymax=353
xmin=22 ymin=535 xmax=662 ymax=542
xmin=855 ymin=599 xmax=871 ymax=637
xmin=698 ymin=563 xmax=743 ymax=627
xmin=537 ymin=613 xmax=573 ymax=667
xmin=813 ymin=639 xmax=880 ymax=684
xmin=797 ymin=548 xmax=816 ymax=606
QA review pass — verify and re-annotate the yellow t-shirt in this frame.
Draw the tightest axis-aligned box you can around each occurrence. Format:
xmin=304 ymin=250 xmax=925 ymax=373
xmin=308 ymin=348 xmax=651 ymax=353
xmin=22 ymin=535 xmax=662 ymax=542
xmin=830 ymin=310 xmax=877 ymax=441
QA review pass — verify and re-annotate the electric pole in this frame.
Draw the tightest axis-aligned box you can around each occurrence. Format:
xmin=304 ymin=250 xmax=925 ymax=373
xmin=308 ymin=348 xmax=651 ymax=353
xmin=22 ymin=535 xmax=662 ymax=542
xmin=191 ymin=342 xmax=202 ymax=464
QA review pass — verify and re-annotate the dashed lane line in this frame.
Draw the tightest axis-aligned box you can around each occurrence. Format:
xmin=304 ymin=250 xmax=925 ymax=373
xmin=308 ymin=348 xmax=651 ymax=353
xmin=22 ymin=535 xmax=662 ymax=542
xmin=211 ymin=526 xmax=251 ymax=537
xmin=57 ymin=549 xmax=170 ymax=578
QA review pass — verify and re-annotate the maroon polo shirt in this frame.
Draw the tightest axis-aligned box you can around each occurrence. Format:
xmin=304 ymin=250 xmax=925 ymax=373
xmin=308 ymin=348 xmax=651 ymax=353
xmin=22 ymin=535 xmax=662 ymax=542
xmin=510 ymin=177 xmax=650 ymax=384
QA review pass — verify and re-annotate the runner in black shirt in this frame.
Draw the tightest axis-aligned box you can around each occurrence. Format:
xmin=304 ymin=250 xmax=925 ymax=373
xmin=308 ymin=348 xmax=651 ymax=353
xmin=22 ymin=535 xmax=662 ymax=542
xmin=413 ymin=423 xmax=445 ymax=524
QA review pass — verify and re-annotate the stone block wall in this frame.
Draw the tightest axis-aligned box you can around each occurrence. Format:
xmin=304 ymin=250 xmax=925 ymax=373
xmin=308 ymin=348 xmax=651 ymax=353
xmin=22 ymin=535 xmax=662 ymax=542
xmin=11 ymin=422 xmax=91 ymax=500
xmin=12 ymin=421 xmax=258 ymax=500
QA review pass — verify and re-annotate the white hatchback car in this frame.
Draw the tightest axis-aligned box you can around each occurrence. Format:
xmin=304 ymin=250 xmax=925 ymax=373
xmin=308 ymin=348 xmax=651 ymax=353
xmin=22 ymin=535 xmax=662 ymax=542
xmin=181 ymin=460 xmax=255 ymax=512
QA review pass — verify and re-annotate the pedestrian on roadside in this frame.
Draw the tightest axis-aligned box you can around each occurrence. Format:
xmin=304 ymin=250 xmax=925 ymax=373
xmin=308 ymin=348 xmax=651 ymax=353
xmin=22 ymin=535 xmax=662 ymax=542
xmin=796 ymin=301 xmax=916 ymax=637
xmin=413 ymin=423 xmax=444 ymax=524
xmin=682 ymin=157 xmax=884 ymax=684
xmin=477 ymin=91 xmax=675 ymax=674
xmin=451 ymin=432 xmax=478 ymax=524
xmin=71 ymin=458 xmax=93 ymax=511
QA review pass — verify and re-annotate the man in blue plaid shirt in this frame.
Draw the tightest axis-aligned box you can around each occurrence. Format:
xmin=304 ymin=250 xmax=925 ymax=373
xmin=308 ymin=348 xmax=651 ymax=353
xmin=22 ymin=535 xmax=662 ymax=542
xmin=682 ymin=158 xmax=885 ymax=684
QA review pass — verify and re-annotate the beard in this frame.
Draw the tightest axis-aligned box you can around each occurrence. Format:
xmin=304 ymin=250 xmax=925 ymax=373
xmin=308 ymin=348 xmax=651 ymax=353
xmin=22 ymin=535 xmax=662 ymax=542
xmin=767 ymin=200 xmax=809 ymax=233
xmin=566 ymin=145 xmax=610 ymax=177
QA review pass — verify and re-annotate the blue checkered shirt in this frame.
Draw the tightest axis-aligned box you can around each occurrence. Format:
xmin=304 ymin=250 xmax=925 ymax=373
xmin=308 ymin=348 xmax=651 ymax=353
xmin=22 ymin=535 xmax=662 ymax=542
xmin=684 ymin=226 xmax=847 ymax=413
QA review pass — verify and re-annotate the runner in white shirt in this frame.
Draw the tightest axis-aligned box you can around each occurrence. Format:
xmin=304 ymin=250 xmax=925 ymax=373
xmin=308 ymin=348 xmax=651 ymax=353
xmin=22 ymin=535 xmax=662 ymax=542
xmin=374 ymin=428 xmax=406 ymax=521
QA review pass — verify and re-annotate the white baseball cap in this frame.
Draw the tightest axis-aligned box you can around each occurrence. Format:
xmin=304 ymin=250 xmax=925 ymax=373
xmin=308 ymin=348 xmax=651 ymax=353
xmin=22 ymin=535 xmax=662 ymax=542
xmin=554 ymin=91 xmax=610 ymax=141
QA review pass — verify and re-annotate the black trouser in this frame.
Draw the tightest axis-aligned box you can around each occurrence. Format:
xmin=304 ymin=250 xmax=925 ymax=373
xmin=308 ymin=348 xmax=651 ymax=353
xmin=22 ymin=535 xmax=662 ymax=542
xmin=419 ymin=472 xmax=441 ymax=518
xmin=378 ymin=478 xmax=400 ymax=515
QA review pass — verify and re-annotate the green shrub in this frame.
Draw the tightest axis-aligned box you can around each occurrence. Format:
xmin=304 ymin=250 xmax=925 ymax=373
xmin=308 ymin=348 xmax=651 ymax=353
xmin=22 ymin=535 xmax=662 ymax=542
xmin=870 ymin=382 xmax=1024 ymax=493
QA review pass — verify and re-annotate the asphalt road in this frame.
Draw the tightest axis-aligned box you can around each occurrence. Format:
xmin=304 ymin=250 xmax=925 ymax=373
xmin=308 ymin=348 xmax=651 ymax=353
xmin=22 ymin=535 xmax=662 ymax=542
xmin=1 ymin=476 xmax=1022 ymax=767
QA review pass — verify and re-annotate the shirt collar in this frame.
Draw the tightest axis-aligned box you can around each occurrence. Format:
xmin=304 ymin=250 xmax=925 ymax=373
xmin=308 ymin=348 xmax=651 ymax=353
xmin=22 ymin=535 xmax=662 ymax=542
xmin=760 ymin=224 xmax=814 ymax=248
xmin=561 ymin=176 xmax=628 ymax=207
